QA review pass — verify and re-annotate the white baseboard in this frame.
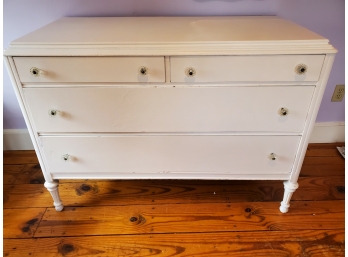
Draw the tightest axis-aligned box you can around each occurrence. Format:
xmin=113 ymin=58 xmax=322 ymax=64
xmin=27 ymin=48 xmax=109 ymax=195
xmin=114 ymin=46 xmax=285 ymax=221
xmin=3 ymin=122 xmax=345 ymax=150
xmin=3 ymin=129 xmax=35 ymax=150
xmin=308 ymin=122 xmax=345 ymax=143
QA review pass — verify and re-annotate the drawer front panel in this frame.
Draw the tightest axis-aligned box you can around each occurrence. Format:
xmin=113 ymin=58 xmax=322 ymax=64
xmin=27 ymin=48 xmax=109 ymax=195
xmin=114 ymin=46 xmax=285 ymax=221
xmin=41 ymin=135 xmax=300 ymax=175
xmin=24 ymin=86 xmax=314 ymax=133
xmin=170 ymin=55 xmax=325 ymax=82
xmin=14 ymin=57 xmax=165 ymax=83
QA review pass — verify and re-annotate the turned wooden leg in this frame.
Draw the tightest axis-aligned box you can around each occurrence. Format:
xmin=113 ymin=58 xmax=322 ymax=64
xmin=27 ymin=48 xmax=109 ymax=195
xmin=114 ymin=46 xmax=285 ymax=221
xmin=279 ymin=180 xmax=299 ymax=213
xmin=44 ymin=180 xmax=64 ymax=211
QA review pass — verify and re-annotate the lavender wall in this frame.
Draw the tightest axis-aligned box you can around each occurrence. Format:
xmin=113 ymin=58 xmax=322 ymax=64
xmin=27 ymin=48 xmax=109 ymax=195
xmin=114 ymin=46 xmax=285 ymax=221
xmin=3 ymin=0 xmax=344 ymax=129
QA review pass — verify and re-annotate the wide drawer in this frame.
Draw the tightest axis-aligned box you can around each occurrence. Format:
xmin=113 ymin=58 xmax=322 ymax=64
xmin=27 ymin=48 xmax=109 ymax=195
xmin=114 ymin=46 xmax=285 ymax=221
xmin=24 ymin=86 xmax=314 ymax=133
xmin=13 ymin=57 xmax=165 ymax=83
xmin=170 ymin=55 xmax=325 ymax=82
xmin=40 ymin=135 xmax=300 ymax=175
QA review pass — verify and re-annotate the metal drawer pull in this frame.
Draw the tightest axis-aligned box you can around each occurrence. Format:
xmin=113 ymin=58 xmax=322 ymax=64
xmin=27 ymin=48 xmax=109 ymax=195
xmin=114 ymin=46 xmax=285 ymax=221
xmin=62 ymin=154 xmax=70 ymax=161
xmin=139 ymin=66 xmax=148 ymax=75
xmin=49 ymin=109 xmax=58 ymax=117
xmin=279 ymin=107 xmax=289 ymax=116
xmin=270 ymin=153 xmax=277 ymax=160
xmin=295 ymin=64 xmax=307 ymax=75
xmin=30 ymin=67 xmax=43 ymax=77
xmin=185 ymin=67 xmax=196 ymax=77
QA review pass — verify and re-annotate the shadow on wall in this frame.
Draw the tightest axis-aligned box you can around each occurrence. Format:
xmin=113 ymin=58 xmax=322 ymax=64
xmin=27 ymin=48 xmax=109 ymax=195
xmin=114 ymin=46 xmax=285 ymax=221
xmin=4 ymin=104 xmax=16 ymax=130
xmin=3 ymin=101 xmax=26 ymax=129
xmin=194 ymin=0 xmax=266 ymax=2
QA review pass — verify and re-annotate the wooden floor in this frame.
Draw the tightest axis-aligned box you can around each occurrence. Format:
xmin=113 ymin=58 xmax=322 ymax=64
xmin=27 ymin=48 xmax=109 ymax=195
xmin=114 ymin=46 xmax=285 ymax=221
xmin=3 ymin=143 xmax=345 ymax=256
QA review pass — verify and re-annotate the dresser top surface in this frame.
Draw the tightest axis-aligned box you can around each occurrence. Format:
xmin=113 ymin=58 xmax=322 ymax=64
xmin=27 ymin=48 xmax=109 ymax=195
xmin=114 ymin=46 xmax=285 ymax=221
xmin=4 ymin=16 xmax=336 ymax=56
xmin=11 ymin=16 xmax=326 ymax=44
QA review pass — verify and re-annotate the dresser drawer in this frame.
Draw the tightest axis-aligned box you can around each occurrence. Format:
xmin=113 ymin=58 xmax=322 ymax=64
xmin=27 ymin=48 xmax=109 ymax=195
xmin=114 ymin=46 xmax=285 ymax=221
xmin=41 ymin=135 xmax=300 ymax=176
xmin=170 ymin=55 xmax=325 ymax=82
xmin=24 ymin=86 xmax=314 ymax=133
xmin=13 ymin=57 xmax=165 ymax=83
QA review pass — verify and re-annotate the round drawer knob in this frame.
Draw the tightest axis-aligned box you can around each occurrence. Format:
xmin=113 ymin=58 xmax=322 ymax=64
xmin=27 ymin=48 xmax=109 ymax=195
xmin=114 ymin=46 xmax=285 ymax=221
xmin=62 ymin=154 xmax=70 ymax=161
xmin=49 ymin=109 xmax=58 ymax=117
xmin=295 ymin=64 xmax=307 ymax=75
xmin=185 ymin=67 xmax=196 ymax=77
xmin=269 ymin=153 xmax=277 ymax=160
xmin=30 ymin=67 xmax=42 ymax=77
xmin=139 ymin=66 xmax=148 ymax=75
xmin=279 ymin=107 xmax=289 ymax=116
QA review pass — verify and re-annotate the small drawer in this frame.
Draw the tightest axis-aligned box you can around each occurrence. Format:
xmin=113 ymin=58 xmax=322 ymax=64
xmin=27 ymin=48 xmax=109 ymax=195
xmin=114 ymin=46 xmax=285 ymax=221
xmin=170 ymin=55 xmax=325 ymax=83
xmin=24 ymin=86 xmax=314 ymax=133
xmin=40 ymin=135 xmax=300 ymax=176
xmin=13 ymin=57 xmax=165 ymax=83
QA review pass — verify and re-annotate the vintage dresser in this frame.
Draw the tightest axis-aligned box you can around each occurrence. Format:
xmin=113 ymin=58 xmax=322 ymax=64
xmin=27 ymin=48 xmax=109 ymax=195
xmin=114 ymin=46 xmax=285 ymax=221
xmin=4 ymin=16 xmax=336 ymax=213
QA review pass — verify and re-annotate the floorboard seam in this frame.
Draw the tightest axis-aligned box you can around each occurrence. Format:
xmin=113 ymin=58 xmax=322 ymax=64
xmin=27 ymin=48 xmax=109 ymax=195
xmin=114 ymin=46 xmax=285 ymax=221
xmin=32 ymin=207 xmax=48 ymax=238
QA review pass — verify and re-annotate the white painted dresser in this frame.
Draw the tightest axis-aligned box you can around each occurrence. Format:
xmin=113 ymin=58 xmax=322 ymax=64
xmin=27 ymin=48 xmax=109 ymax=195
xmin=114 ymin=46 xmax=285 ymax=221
xmin=4 ymin=16 xmax=336 ymax=213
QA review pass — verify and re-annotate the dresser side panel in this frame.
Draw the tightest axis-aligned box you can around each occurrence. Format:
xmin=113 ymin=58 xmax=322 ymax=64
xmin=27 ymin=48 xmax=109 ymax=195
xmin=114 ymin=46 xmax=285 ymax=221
xmin=4 ymin=57 xmax=53 ymax=182
xmin=290 ymin=54 xmax=336 ymax=182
